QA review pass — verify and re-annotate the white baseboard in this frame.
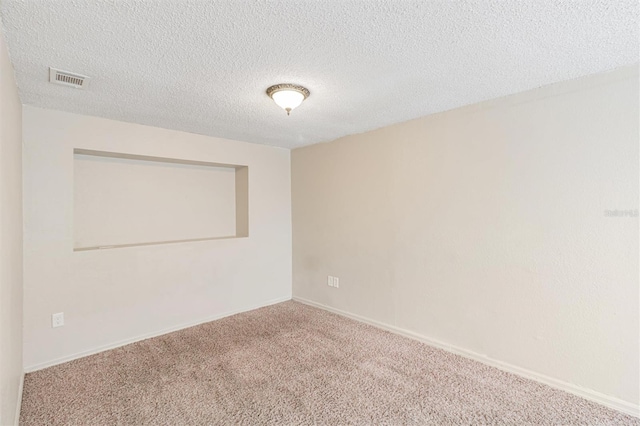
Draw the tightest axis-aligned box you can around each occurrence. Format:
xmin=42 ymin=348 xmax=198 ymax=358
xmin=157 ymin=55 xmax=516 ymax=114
xmin=14 ymin=372 xmax=24 ymax=426
xmin=293 ymin=296 xmax=639 ymax=418
xmin=24 ymin=295 xmax=291 ymax=373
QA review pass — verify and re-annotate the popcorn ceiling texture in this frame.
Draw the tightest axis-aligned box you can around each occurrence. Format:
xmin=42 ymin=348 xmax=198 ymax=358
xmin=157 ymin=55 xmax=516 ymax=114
xmin=19 ymin=301 xmax=639 ymax=425
xmin=1 ymin=1 xmax=638 ymax=149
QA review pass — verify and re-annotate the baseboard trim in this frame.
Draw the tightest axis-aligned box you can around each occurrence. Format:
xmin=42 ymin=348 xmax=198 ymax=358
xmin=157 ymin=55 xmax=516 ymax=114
xmin=293 ymin=296 xmax=639 ymax=418
xmin=24 ymin=295 xmax=291 ymax=373
xmin=14 ymin=372 xmax=24 ymax=426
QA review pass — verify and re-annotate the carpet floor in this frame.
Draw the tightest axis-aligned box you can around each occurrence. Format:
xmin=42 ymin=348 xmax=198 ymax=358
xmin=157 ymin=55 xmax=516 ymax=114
xmin=20 ymin=301 xmax=638 ymax=425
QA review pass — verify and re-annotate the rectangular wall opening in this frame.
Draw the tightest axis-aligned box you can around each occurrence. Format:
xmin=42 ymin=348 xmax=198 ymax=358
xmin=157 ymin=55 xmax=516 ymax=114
xmin=73 ymin=149 xmax=248 ymax=251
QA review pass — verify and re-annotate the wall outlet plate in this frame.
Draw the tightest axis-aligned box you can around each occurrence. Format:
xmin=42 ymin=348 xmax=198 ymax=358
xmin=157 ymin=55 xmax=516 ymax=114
xmin=327 ymin=276 xmax=339 ymax=288
xmin=52 ymin=312 xmax=64 ymax=328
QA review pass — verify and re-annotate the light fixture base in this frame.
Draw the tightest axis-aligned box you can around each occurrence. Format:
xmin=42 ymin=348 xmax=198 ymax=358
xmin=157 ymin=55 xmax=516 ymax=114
xmin=266 ymin=84 xmax=310 ymax=99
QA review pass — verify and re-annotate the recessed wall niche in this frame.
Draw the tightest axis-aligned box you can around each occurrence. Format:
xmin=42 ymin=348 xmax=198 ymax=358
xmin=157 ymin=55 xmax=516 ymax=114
xmin=73 ymin=149 xmax=248 ymax=251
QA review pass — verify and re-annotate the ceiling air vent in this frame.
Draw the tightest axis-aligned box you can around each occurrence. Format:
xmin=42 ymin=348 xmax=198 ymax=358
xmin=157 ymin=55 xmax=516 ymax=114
xmin=49 ymin=68 xmax=89 ymax=89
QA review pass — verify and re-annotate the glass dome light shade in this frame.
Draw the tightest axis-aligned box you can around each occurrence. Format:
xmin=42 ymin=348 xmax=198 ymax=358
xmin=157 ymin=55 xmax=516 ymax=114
xmin=266 ymin=84 xmax=310 ymax=115
xmin=272 ymin=90 xmax=305 ymax=114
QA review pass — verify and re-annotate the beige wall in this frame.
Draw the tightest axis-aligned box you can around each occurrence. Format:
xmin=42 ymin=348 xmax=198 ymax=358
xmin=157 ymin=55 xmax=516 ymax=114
xmin=292 ymin=66 xmax=639 ymax=407
xmin=23 ymin=106 xmax=292 ymax=369
xmin=73 ymin=153 xmax=238 ymax=249
xmin=0 ymin=25 xmax=23 ymax=425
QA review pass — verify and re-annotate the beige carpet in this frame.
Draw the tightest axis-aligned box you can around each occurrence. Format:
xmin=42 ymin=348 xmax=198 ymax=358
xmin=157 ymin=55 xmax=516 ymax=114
xmin=20 ymin=301 xmax=638 ymax=425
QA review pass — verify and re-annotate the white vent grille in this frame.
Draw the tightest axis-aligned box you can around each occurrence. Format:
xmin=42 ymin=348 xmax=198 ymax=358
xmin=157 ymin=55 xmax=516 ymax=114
xmin=49 ymin=68 xmax=89 ymax=89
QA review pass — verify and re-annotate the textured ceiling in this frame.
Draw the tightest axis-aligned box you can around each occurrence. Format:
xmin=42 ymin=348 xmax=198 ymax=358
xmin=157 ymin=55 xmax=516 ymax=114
xmin=1 ymin=1 xmax=638 ymax=149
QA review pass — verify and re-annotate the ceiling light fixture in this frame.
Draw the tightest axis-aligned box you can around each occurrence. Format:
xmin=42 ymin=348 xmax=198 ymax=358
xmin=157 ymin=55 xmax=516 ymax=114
xmin=266 ymin=84 xmax=310 ymax=116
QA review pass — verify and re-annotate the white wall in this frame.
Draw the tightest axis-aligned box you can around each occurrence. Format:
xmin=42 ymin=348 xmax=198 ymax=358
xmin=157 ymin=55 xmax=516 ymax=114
xmin=23 ymin=106 xmax=292 ymax=369
xmin=292 ymin=66 xmax=639 ymax=408
xmin=0 ymin=24 xmax=23 ymax=425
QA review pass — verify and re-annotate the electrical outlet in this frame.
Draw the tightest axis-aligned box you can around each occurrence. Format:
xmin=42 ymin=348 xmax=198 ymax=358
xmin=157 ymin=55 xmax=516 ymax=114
xmin=52 ymin=312 xmax=64 ymax=328
xmin=327 ymin=276 xmax=339 ymax=288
